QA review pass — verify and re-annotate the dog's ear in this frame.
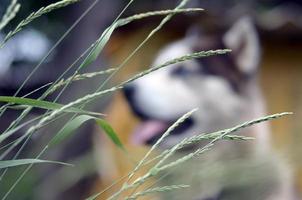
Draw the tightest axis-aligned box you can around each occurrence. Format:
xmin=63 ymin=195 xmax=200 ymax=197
xmin=223 ymin=17 xmax=261 ymax=74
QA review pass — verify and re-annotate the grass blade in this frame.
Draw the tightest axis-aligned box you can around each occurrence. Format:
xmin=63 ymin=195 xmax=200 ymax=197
xmin=49 ymin=115 xmax=124 ymax=150
xmin=79 ymin=23 xmax=118 ymax=69
xmin=0 ymin=96 xmax=103 ymax=116
xmin=95 ymin=118 xmax=124 ymax=150
xmin=49 ymin=115 xmax=95 ymax=146
xmin=0 ymin=159 xmax=73 ymax=169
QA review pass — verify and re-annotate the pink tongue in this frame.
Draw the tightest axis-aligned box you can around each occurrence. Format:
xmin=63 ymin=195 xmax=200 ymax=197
xmin=131 ymin=120 xmax=169 ymax=145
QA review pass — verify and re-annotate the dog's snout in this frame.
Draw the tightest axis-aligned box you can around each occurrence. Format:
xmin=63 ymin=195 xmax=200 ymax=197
xmin=123 ymin=85 xmax=136 ymax=100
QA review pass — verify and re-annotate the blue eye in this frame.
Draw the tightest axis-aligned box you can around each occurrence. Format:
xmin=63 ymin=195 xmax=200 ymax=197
xmin=171 ymin=66 xmax=192 ymax=77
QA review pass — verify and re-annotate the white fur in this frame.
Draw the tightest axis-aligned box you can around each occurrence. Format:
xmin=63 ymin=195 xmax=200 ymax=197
xmin=131 ymin=41 xmax=200 ymax=120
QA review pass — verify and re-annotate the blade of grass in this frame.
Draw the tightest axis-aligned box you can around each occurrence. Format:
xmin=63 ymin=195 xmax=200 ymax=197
xmin=95 ymin=118 xmax=124 ymax=150
xmin=2 ymin=146 xmax=47 ymax=199
xmin=49 ymin=115 xmax=124 ymax=150
xmin=0 ymin=96 xmax=104 ymax=116
xmin=0 ymin=158 xmax=73 ymax=169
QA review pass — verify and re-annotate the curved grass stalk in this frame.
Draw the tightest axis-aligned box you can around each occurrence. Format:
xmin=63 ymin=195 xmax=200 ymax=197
xmin=1 ymin=0 xmax=81 ymax=47
xmin=118 ymin=8 xmax=203 ymax=27
xmin=47 ymin=68 xmax=117 ymax=95
xmin=143 ymin=132 xmax=254 ymax=167
xmin=0 ymin=0 xmax=21 ymax=31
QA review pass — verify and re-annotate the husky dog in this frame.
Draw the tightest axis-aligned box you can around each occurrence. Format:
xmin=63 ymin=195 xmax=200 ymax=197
xmin=123 ymin=17 xmax=295 ymax=200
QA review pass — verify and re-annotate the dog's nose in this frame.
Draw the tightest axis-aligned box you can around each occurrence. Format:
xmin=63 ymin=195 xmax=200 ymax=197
xmin=123 ymin=84 xmax=136 ymax=100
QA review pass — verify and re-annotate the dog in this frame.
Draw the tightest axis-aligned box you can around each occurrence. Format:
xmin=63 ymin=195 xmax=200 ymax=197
xmin=121 ymin=17 xmax=295 ymax=200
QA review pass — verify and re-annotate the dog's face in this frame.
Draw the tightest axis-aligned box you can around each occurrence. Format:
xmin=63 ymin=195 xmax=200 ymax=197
xmin=124 ymin=17 xmax=261 ymax=147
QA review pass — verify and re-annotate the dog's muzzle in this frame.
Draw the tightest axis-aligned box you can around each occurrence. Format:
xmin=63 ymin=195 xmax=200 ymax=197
xmin=123 ymin=84 xmax=195 ymax=145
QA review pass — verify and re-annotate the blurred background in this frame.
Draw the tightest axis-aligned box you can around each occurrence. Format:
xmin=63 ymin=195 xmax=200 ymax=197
xmin=0 ymin=0 xmax=301 ymax=199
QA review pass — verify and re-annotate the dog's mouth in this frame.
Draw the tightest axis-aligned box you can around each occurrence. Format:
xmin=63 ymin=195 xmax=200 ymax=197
xmin=123 ymin=86 xmax=194 ymax=145
xmin=131 ymin=117 xmax=194 ymax=145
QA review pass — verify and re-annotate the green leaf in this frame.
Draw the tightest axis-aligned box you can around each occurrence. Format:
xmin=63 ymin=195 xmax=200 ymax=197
xmin=49 ymin=115 xmax=95 ymax=146
xmin=0 ymin=96 xmax=103 ymax=116
xmin=79 ymin=23 xmax=118 ymax=69
xmin=49 ymin=115 xmax=124 ymax=150
xmin=0 ymin=159 xmax=73 ymax=169
xmin=95 ymin=118 xmax=124 ymax=150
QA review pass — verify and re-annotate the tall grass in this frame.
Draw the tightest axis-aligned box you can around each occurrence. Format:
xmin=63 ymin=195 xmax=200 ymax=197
xmin=0 ymin=0 xmax=291 ymax=199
